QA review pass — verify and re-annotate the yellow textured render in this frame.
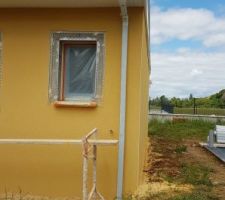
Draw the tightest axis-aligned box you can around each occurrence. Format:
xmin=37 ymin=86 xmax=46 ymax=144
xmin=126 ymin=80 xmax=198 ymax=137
xmin=0 ymin=8 xmax=149 ymax=199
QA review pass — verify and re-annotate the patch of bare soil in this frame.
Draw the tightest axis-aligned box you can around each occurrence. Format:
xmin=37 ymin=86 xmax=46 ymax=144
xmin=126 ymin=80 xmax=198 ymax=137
xmin=183 ymin=140 xmax=225 ymax=199
xmin=142 ymin=137 xmax=225 ymax=199
xmin=133 ymin=182 xmax=193 ymax=200
xmin=146 ymin=137 xmax=182 ymax=182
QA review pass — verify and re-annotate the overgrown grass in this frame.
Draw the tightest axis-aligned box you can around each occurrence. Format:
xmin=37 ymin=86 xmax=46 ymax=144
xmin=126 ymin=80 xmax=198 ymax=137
xmin=164 ymin=163 xmax=211 ymax=186
xmin=161 ymin=163 xmax=212 ymax=187
xmin=148 ymin=119 xmax=217 ymax=141
xmin=179 ymin=163 xmax=213 ymax=186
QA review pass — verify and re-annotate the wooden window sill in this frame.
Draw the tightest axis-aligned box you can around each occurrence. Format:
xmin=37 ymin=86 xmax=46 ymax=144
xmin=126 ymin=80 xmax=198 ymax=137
xmin=54 ymin=101 xmax=97 ymax=108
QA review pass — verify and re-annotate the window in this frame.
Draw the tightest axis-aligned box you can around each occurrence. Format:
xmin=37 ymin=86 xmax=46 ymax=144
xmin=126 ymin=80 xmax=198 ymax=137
xmin=49 ymin=32 xmax=105 ymax=107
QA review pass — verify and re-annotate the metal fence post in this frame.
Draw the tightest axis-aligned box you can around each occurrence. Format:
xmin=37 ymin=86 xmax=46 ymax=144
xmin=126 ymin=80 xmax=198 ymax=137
xmin=208 ymin=130 xmax=215 ymax=147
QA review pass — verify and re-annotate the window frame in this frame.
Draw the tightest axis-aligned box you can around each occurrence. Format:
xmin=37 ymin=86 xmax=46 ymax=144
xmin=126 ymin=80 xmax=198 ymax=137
xmin=49 ymin=32 xmax=105 ymax=107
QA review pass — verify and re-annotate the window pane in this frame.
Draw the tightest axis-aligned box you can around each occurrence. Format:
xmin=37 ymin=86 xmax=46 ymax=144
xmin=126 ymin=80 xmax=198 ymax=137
xmin=64 ymin=44 xmax=97 ymax=100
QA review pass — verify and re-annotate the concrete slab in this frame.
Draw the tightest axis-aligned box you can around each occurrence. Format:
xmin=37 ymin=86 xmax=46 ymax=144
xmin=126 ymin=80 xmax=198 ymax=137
xmin=201 ymin=143 xmax=225 ymax=163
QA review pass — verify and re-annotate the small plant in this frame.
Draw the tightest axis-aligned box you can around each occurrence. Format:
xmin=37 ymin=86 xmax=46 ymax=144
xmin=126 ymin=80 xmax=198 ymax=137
xmin=175 ymin=145 xmax=187 ymax=154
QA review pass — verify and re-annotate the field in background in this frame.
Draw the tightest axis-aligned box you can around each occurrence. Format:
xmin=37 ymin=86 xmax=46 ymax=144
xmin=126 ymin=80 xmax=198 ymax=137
xmin=150 ymin=106 xmax=225 ymax=116
xmin=174 ymin=108 xmax=225 ymax=116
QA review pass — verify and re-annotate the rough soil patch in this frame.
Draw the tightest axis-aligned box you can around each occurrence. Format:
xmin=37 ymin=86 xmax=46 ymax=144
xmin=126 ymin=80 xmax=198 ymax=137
xmin=133 ymin=182 xmax=193 ymax=200
xmin=140 ymin=137 xmax=225 ymax=199
xmin=183 ymin=140 xmax=225 ymax=199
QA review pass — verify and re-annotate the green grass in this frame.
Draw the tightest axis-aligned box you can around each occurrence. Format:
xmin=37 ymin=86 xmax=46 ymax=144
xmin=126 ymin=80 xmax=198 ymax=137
xmin=149 ymin=106 xmax=161 ymax=110
xmin=149 ymin=119 xmax=216 ymax=141
xmin=161 ymin=163 xmax=213 ymax=187
xmin=175 ymin=145 xmax=187 ymax=154
xmin=179 ymin=163 xmax=213 ymax=186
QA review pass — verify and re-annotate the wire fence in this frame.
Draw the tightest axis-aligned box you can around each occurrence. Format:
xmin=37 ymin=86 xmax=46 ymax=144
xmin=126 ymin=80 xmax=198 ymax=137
xmin=150 ymin=106 xmax=225 ymax=116
xmin=174 ymin=107 xmax=225 ymax=116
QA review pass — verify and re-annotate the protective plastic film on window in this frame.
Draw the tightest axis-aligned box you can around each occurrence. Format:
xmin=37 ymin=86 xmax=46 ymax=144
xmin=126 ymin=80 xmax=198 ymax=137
xmin=64 ymin=44 xmax=97 ymax=101
xmin=49 ymin=32 xmax=105 ymax=104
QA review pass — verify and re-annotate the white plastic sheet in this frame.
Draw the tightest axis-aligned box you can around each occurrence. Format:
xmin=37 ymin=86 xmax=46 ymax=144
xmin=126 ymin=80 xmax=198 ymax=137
xmin=49 ymin=32 xmax=105 ymax=103
xmin=64 ymin=45 xmax=97 ymax=100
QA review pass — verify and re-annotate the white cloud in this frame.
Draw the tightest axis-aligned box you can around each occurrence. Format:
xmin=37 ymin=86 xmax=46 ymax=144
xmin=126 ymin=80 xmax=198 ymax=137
xmin=203 ymin=33 xmax=225 ymax=47
xmin=151 ymin=7 xmax=225 ymax=47
xmin=190 ymin=69 xmax=203 ymax=77
xmin=176 ymin=48 xmax=191 ymax=54
xmin=150 ymin=51 xmax=225 ymax=98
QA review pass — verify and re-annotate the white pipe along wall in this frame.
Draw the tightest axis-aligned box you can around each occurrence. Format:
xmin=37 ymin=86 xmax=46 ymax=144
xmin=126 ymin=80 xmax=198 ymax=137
xmin=117 ymin=0 xmax=129 ymax=199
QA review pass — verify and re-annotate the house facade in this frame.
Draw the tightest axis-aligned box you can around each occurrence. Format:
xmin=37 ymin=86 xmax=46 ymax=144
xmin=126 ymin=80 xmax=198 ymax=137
xmin=0 ymin=0 xmax=150 ymax=199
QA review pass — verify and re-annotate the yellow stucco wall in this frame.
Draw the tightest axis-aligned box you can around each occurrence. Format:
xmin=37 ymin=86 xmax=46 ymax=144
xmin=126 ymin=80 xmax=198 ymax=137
xmin=0 ymin=8 xmax=149 ymax=199
xmin=139 ymin=14 xmax=150 ymax=184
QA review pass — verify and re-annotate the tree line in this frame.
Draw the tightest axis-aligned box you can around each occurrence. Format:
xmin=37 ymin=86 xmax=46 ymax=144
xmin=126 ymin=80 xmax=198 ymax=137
xmin=150 ymin=89 xmax=225 ymax=109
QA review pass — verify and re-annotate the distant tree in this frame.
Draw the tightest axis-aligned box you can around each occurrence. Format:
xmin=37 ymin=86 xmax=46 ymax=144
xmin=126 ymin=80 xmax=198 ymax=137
xmin=149 ymin=89 xmax=225 ymax=109
xmin=189 ymin=93 xmax=193 ymax=100
xmin=160 ymin=95 xmax=169 ymax=105
xmin=170 ymin=97 xmax=177 ymax=107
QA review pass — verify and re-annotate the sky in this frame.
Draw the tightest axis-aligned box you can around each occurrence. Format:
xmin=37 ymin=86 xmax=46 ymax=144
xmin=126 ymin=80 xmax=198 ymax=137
xmin=150 ymin=0 xmax=225 ymax=98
